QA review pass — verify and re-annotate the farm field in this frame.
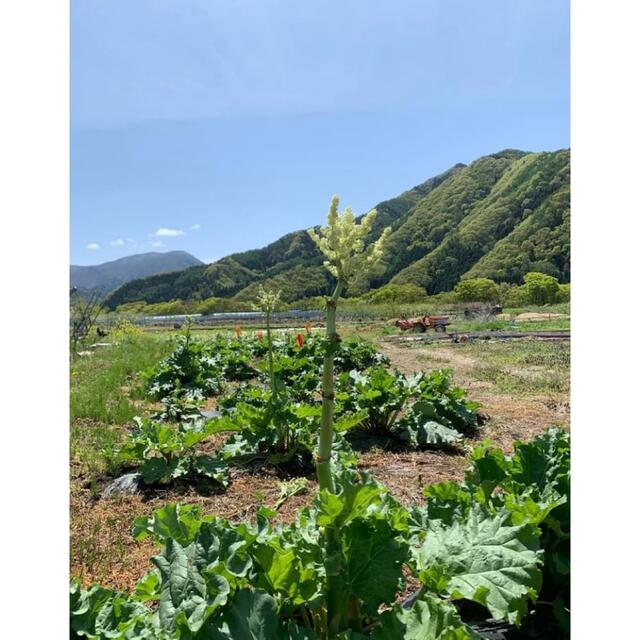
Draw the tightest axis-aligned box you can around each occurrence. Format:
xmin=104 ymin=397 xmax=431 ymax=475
xmin=70 ymin=319 xmax=569 ymax=597
xmin=70 ymin=199 xmax=570 ymax=638
xmin=64 ymin=4 xmax=577 ymax=636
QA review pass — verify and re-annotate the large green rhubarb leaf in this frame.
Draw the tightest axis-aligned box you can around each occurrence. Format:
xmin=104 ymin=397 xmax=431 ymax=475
xmin=253 ymin=537 xmax=322 ymax=605
xmin=413 ymin=507 xmax=542 ymax=625
xmin=133 ymin=503 xmax=210 ymax=546
xmin=373 ymin=593 xmax=478 ymax=640
xmin=193 ymin=455 xmax=229 ymax=486
xmin=399 ymin=419 xmax=462 ymax=449
xmin=70 ymin=581 xmax=157 ymax=639
xmin=509 ymin=428 xmax=570 ymax=496
xmin=338 ymin=518 xmax=408 ymax=612
xmin=152 ymin=538 xmax=229 ymax=634
xmin=204 ymin=588 xmax=317 ymax=639
xmin=316 ymin=478 xmax=384 ymax=528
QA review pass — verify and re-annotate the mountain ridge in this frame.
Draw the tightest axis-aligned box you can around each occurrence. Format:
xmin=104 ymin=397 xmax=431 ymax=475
xmin=103 ymin=149 xmax=569 ymax=309
xmin=70 ymin=250 xmax=203 ymax=295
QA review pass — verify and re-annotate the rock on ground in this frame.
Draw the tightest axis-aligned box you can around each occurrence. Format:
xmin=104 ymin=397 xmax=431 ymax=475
xmin=102 ymin=473 xmax=144 ymax=498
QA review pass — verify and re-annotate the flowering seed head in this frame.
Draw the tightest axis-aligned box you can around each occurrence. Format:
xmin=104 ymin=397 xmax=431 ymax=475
xmin=253 ymin=285 xmax=283 ymax=314
xmin=307 ymin=195 xmax=391 ymax=286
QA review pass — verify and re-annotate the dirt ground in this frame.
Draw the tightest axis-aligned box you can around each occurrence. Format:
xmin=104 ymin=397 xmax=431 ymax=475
xmin=70 ymin=336 xmax=570 ymax=592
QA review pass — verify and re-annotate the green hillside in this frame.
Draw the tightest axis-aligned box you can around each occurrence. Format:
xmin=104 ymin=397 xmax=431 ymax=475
xmin=104 ymin=148 xmax=570 ymax=309
xmin=391 ymin=150 xmax=570 ymax=292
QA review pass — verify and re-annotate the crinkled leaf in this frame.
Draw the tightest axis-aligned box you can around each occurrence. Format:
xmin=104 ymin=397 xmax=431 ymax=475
xmin=333 ymin=411 xmax=368 ymax=433
xmin=504 ymin=491 xmax=567 ymax=527
xmin=464 ymin=445 xmax=509 ymax=502
xmin=413 ymin=507 xmax=542 ymax=625
xmin=408 ymin=482 xmax=472 ymax=536
xmin=134 ymin=569 xmax=161 ymax=603
xmin=194 ymin=521 xmax=255 ymax=580
xmin=152 ymin=538 xmax=229 ymax=634
xmin=410 ymin=400 xmax=441 ymax=423
xmin=218 ymin=588 xmax=280 ymax=639
xmin=316 ymin=479 xmax=384 ymax=527
xmin=139 ymin=456 xmax=186 ymax=484
xmin=70 ymin=582 xmax=153 ymax=639
xmin=399 ymin=420 xmax=462 ymax=449
xmin=253 ymin=539 xmax=321 ymax=605
xmin=194 ymin=455 xmax=230 ymax=486
xmin=509 ymin=428 xmax=570 ymax=495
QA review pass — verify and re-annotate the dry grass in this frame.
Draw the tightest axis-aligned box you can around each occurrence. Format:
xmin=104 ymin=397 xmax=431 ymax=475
xmin=70 ymin=467 xmax=319 ymax=591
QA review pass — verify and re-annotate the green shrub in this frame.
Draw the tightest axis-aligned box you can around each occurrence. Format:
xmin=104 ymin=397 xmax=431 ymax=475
xmin=455 ymin=278 xmax=499 ymax=303
xmin=522 ymin=272 xmax=560 ymax=305
xmin=364 ymin=283 xmax=428 ymax=305
xmin=557 ymin=283 xmax=570 ymax=303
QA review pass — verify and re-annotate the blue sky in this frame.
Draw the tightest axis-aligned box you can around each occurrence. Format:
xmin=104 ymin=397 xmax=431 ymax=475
xmin=71 ymin=0 xmax=569 ymax=265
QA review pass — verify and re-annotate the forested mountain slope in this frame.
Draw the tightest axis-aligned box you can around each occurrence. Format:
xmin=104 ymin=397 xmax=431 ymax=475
xmin=390 ymin=149 xmax=570 ymax=292
xmin=104 ymin=149 xmax=569 ymax=309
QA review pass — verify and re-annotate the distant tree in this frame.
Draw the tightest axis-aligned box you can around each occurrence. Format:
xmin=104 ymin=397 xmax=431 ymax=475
xmin=367 ymin=283 xmax=427 ymax=305
xmin=70 ymin=289 xmax=103 ymax=355
xmin=496 ymin=282 xmax=517 ymax=306
xmin=522 ymin=272 xmax=560 ymax=305
xmin=557 ymin=283 xmax=571 ymax=303
xmin=146 ymin=299 xmax=188 ymax=316
xmin=196 ymin=296 xmax=224 ymax=314
xmin=362 ymin=283 xmax=427 ymax=317
xmin=455 ymin=278 xmax=499 ymax=303
xmin=502 ymin=286 xmax=529 ymax=308
xmin=115 ymin=301 xmax=148 ymax=314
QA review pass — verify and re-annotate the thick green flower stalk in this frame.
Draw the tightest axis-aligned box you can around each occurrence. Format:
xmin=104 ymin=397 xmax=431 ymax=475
xmin=309 ymin=196 xmax=390 ymax=636
xmin=253 ymin=285 xmax=282 ymax=399
xmin=308 ymin=196 xmax=390 ymax=492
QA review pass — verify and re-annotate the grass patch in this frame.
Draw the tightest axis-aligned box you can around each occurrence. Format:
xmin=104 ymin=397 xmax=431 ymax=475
xmin=464 ymin=340 xmax=570 ymax=395
xmin=70 ymin=420 xmax=130 ymax=479
xmin=415 ymin=339 xmax=570 ymax=396
xmin=70 ymin=334 xmax=174 ymax=478
xmin=470 ymin=364 xmax=568 ymax=395
xmin=70 ymin=334 xmax=172 ymax=424
xmin=447 ymin=318 xmax=570 ymax=333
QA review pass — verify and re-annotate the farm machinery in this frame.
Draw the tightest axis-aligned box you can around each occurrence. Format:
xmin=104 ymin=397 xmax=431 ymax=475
xmin=394 ymin=315 xmax=451 ymax=333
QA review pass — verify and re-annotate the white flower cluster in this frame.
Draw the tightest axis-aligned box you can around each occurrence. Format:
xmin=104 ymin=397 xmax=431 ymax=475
xmin=253 ymin=284 xmax=282 ymax=313
xmin=307 ymin=195 xmax=391 ymax=284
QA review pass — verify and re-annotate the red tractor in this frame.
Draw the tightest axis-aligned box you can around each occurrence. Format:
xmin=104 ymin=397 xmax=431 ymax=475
xmin=394 ymin=315 xmax=451 ymax=333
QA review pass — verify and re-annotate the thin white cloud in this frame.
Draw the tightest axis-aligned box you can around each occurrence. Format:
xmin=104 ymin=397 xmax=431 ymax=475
xmin=150 ymin=227 xmax=185 ymax=237
xmin=150 ymin=240 xmax=166 ymax=248
xmin=86 ymin=243 xmax=100 ymax=250
xmin=125 ymin=238 xmax=135 ymax=243
xmin=189 ymin=224 xmax=201 ymax=231
xmin=110 ymin=238 xmax=125 ymax=246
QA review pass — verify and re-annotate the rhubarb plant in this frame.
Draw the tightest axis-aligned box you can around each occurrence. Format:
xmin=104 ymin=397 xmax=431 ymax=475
xmin=218 ymin=386 xmax=363 ymax=470
xmin=118 ymin=416 xmax=237 ymax=487
xmin=253 ymin=285 xmax=282 ymax=398
xmin=335 ymin=367 xmax=479 ymax=449
xmin=71 ymin=462 xmax=550 ymax=639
